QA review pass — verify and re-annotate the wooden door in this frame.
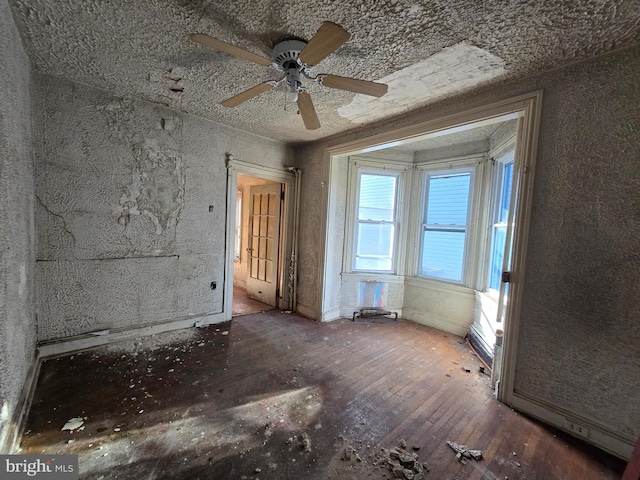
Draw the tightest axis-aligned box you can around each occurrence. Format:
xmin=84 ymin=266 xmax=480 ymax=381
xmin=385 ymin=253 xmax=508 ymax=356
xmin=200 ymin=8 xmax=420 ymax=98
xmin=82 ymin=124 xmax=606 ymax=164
xmin=245 ymin=183 xmax=282 ymax=306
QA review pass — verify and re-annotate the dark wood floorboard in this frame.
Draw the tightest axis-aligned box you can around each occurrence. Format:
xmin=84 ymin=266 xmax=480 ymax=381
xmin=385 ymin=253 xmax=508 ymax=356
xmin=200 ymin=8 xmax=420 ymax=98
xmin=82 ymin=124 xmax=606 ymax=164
xmin=19 ymin=312 xmax=625 ymax=479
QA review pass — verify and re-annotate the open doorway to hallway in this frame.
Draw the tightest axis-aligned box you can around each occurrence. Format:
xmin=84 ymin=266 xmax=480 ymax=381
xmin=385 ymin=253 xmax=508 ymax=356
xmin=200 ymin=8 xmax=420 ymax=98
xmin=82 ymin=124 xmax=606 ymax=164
xmin=224 ymin=157 xmax=297 ymax=322
xmin=231 ymin=174 xmax=282 ymax=317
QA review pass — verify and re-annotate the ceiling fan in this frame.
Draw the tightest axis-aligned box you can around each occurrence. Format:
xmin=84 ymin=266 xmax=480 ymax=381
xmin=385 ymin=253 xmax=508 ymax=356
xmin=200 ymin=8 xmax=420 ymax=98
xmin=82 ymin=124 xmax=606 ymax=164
xmin=190 ymin=22 xmax=388 ymax=130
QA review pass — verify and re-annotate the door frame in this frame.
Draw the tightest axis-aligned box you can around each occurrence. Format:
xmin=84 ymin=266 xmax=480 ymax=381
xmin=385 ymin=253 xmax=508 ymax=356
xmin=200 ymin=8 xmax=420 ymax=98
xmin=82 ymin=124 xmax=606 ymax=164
xmin=319 ymin=91 xmax=543 ymax=405
xmin=224 ymin=156 xmax=296 ymax=321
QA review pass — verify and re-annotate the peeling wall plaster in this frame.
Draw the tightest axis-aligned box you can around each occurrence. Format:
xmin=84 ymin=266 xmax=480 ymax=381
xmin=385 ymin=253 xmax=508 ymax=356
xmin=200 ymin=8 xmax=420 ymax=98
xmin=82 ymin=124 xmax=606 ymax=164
xmin=112 ymin=137 xmax=185 ymax=235
xmin=338 ymin=43 xmax=505 ymax=124
xmin=296 ymin=46 xmax=640 ymax=443
xmin=34 ymin=75 xmax=293 ymax=341
xmin=0 ymin=0 xmax=37 ymax=450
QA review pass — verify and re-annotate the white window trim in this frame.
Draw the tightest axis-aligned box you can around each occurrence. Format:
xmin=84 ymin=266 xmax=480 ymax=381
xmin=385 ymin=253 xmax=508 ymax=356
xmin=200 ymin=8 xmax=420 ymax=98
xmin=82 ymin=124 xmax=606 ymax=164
xmin=406 ymin=154 xmax=486 ymax=288
xmin=343 ymin=157 xmax=411 ymax=275
xmin=476 ymin=133 xmax=517 ymax=294
xmin=484 ymin=149 xmax=515 ymax=296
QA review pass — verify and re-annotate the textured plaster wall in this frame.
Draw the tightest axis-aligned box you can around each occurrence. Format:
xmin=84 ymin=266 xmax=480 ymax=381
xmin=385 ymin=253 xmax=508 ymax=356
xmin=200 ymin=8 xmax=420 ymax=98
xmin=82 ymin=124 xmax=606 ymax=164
xmin=514 ymin=49 xmax=640 ymax=439
xmin=403 ymin=281 xmax=475 ymax=337
xmin=34 ymin=75 xmax=292 ymax=341
xmin=0 ymin=0 xmax=36 ymax=449
xmin=295 ymin=46 xmax=640 ymax=444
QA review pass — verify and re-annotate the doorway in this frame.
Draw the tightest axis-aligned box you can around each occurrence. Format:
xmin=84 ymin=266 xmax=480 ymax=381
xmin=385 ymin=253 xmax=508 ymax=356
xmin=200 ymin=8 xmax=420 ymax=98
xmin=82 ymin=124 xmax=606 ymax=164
xmin=232 ymin=175 xmax=282 ymax=316
xmin=224 ymin=158 xmax=297 ymax=321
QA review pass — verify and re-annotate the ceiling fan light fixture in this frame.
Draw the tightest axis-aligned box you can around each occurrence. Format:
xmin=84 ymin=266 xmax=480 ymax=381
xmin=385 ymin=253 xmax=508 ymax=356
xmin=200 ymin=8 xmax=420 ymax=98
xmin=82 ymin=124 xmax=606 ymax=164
xmin=191 ymin=22 xmax=387 ymax=130
xmin=287 ymin=83 xmax=299 ymax=103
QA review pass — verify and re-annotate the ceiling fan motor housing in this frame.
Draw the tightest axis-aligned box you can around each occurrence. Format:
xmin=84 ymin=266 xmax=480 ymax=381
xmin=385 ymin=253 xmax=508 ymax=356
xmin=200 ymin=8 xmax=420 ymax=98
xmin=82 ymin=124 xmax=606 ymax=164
xmin=272 ymin=39 xmax=308 ymax=88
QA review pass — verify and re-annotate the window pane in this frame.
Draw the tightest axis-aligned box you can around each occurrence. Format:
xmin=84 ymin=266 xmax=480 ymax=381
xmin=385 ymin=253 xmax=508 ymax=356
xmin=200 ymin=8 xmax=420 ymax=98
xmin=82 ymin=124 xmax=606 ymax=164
xmin=355 ymin=222 xmax=394 ymax=271
xmin=355 ymin=256 xmax=392 ymax=271
xmin=498 ymin=162 xmax=513 ymax=223
xmin=425 ymin=173 xmax=470 ymax=225
xmin=358 ymin=174 xmax=396 ymax=221
xmin=420 ymin=229 xmax=465 ymax=282
xmin=357 ymin=223 xmax=393 ymax=256
xmin=489 ymin=226 xmax=507 ymax=290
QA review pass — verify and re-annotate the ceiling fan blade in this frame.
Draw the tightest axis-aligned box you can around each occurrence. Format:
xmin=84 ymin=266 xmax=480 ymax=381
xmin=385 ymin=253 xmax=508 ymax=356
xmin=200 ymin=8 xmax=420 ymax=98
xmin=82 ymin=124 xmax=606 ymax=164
xmin=319 ymin=74 xmax=388 ymax=97
xmin=297 ymin=91 xmax=320 ymax=130
xmin=299 ymin=22 xmax=350 ymax=66
xmin=190 ymin=33 xmax=272 ymax=66
xmin=221 ymin=82 xmax=275 ymax=108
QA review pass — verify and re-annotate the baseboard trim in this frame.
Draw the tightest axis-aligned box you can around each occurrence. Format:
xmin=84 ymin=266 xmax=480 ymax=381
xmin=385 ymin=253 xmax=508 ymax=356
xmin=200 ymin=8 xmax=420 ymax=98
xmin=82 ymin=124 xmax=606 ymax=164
xmin=37 ymin=312 xmax=225 ymax=359
xmin=0 ymin=352 xmax=40 ymax=454
xmin=511 ymin=390 xmax=634 ymax=460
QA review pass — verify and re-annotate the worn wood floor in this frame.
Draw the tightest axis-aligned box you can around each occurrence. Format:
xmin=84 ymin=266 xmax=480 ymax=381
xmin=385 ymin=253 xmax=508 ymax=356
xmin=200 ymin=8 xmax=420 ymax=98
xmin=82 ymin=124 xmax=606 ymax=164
xmin=232 ymin=286 xmax=274 ymax=317
xmin=19 ymin=312 xmax=625 ymax=479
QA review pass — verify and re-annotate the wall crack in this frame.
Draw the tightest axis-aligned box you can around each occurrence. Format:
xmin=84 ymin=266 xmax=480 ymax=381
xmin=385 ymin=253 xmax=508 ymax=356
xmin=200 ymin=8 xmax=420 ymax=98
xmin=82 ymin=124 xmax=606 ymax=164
xmin=35 ymin=194 xmax=77 ymax=246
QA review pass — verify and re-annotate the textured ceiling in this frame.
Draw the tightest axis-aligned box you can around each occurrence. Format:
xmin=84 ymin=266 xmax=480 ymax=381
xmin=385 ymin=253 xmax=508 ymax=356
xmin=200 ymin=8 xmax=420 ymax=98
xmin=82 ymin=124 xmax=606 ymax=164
xmin=9 ymin=0 xmax=640 ymax=144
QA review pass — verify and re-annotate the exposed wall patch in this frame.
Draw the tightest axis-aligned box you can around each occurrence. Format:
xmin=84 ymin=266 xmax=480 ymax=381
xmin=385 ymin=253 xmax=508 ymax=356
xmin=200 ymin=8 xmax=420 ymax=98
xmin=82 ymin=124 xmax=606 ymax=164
xmin=337 ymin=43 xmax=506 ymax=124
xmin=112 ymin=137 xmax=185 ymax=235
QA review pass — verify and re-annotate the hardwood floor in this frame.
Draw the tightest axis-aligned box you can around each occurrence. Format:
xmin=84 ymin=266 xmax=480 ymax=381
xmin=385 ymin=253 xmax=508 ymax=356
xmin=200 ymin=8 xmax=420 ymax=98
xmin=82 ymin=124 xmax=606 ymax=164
xmin=19 ymin=312 xmax=625 ymax=479
xmin=232 ymin=285 xmax=273 ymax=317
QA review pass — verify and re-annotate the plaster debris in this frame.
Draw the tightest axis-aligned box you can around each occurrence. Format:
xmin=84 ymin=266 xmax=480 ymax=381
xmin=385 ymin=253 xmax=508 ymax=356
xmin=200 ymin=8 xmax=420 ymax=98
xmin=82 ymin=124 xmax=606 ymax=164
xmin=61 ymin=417 xmax=84 ymax=431
xmin=375 ymin=440 xmax=427 ymax=480
xmin=446 ymin=440 xmax=483 ymax=463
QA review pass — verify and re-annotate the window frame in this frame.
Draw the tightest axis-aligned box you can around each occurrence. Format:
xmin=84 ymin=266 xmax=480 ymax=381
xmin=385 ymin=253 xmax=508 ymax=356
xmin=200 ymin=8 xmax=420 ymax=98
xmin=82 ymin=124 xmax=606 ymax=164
xmin=409 ymin=155 xmax=485 ymax=288
xmin=485 ymin=148 xmax=516 ymax=296
xmin=418 ymin=167 xmax=475 ymax=284
xmin=344 ymin=158 xmax=409 ymax=275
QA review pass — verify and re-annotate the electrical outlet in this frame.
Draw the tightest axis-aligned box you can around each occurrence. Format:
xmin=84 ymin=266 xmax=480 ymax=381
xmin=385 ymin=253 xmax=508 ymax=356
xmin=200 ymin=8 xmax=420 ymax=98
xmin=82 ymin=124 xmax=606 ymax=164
xmin=564 ymin=418 xmax=589 ymax=438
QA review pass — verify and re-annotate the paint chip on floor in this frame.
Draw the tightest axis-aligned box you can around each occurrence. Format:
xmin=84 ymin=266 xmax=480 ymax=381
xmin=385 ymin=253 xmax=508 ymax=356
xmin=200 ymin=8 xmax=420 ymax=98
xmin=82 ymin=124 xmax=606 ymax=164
xmin=61 ymin=417 xmax=84 ymax=431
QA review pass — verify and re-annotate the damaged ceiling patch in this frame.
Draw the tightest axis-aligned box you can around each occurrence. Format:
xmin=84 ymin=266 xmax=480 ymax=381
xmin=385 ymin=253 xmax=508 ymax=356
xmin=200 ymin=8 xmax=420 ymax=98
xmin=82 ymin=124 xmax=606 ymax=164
xmin=338 ymin=43 xmax=506 ymax=124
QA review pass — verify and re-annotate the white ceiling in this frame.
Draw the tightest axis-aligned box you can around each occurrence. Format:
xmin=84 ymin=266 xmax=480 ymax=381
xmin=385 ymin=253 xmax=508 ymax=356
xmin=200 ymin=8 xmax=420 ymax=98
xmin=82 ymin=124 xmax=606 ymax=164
xmin=9 ymin=0 xmax=640 ymax=144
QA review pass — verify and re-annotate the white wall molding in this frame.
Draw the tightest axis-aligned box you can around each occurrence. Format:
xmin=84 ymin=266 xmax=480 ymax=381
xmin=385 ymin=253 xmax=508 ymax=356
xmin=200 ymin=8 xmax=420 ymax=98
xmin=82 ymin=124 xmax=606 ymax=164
xmin=512 ymin=390 xmax=634 ymax=460
xmin=37 ymin=313 xmax=224 ymax=358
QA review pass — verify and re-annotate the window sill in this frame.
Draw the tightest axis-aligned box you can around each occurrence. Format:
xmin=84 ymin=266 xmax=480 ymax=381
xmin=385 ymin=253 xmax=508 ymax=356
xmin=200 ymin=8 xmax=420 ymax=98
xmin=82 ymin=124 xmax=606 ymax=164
xmin=341 ymin=272 xmax=405 ymax=283
xmin=405 ymin=276 xmax=474 ymax=295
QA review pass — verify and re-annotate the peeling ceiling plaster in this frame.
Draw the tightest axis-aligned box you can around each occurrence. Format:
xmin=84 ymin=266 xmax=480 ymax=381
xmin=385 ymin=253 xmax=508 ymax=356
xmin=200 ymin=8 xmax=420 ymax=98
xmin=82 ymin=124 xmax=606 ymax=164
xmin=338 ymin=43 xmax=505 ymax=124
xmin=8 ymin=0 xmax=640 ymax=143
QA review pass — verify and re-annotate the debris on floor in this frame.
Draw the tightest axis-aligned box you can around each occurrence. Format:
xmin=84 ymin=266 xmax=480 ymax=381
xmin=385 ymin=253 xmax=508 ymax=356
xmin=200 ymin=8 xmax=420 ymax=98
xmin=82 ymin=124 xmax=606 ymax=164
xmin=61 ymin=417 xmax=85 ymax=431
xmin=446 ymin=440 xmax=483 ymax=463
xmin=285 ymin=432 xmax=312 ymax=453
xmin=375 ymin=439 xmax=428 ymax=479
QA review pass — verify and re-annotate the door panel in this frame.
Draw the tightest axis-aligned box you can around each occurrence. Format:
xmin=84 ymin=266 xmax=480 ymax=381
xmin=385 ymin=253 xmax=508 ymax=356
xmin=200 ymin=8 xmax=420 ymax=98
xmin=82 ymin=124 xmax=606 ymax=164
xmin=246 ymin=183 xmax=282 ymax=306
